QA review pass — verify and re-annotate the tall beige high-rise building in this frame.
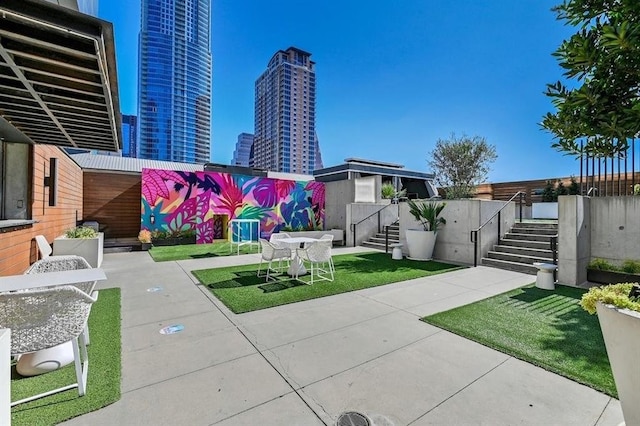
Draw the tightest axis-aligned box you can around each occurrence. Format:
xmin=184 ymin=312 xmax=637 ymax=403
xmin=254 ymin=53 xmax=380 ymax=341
xmin=253 ymin=47 xmax=317 ymax=174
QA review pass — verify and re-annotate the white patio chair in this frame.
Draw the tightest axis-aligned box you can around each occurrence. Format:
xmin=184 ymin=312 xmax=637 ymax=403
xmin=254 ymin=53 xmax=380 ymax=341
xmin=257 ymin=239 xmax=292 ymax=281
xmin=25 ymin=255 xmax=98 ymax=347
xmin=25 ymin=255 xmax=96 ymax=295
xmin=0 ymin=285 xmax=97 ymax=406
xmin=34 ymin=235 xmax=68 ymax=261
xmin=269 ymin=232 xmax=291 ymax=248
xmin=295 ymin=240 xmax=335 ymax=285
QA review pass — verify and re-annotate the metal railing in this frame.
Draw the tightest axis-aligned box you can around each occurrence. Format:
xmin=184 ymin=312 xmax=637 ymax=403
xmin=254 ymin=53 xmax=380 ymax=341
xmin=550 ymin=234 xmax=558 ymax=281
xmin=350 ymin=204 xmax=396 ymax=247
xmin=470 ymin=191 xmax=525 ymax=267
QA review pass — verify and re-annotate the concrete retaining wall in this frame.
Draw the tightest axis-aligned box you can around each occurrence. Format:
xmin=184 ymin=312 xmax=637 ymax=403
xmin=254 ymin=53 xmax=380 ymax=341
xmin=398 ymin=199 xmax=514 ymax=265
xmin=558 ymin=195 xmax=640 ymax=286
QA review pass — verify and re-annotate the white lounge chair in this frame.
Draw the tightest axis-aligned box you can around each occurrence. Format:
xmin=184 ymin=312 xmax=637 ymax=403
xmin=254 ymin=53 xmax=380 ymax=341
xmin=0 ymin=285 xmax=97 ymax=406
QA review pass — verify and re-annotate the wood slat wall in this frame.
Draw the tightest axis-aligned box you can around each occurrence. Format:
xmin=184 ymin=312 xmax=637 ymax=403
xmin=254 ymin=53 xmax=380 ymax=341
xmin=0 ymin=145 xmax=82 ymax=276
xmin=82 ymin=171 xmax=141 ymax=239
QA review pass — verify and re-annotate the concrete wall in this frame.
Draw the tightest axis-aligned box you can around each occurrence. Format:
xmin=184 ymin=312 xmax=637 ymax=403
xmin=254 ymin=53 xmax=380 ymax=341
xmin=324 ymin=179 xmax=354 ymax=231
xmin=558 ymin=195 xmax=639 ymax=286
xmin=590 ymin=196 xmax=640 ymax=263
xmin=398 ymin=199 xmax=514 ymax=265
xmin=558 ymin=196 xmax=590 ymax=286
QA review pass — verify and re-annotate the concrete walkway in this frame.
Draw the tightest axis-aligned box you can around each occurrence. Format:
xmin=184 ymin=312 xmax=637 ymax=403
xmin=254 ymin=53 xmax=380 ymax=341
xmin=62 ymin=247 xmax=623 ymax=426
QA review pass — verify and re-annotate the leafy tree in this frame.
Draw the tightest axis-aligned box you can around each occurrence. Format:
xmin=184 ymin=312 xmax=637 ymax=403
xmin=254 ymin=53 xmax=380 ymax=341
xmin=428 ymin=133 xmax=497 ymax=199
xmin=568 ymin=175 xmax=580 ymax=195
xmin=541 ymin=0 xmax=640 ymax=159
xmin=542 ymin=180 xmax=557 ymax=202
xmin=556 ymin=180 xmax=569 ymax=197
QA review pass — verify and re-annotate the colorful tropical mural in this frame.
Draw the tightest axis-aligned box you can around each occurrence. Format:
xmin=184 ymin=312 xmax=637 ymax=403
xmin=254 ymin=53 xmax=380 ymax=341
xmin=140 ymin=168 xmax=325 ymax=244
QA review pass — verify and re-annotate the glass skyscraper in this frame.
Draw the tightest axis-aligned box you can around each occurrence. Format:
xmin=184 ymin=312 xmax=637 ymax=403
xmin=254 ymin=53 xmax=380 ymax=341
xmin=253 ymin=47 xmax=317 ymax=174
xmin=138 ymin=0 xmax=212 ymax=163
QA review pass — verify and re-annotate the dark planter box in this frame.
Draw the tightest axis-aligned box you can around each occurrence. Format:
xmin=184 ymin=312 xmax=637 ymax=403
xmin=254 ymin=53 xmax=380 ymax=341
xmin=587 ymin=269 xmax=640 ymax=285
xmin=151 ymin=236 xmax=196 ymax=246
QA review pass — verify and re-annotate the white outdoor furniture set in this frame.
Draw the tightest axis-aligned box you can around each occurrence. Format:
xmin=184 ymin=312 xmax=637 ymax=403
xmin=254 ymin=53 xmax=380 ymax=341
xmin=257 ymin=233 xmax=335 ymax=285
xmin=0 ymin=250 xmax=107 ymax=408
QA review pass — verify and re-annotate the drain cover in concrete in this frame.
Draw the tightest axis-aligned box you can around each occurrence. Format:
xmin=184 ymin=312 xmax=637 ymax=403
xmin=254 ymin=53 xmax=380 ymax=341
xmin=337 ymin=411 xmax=370 ymax=426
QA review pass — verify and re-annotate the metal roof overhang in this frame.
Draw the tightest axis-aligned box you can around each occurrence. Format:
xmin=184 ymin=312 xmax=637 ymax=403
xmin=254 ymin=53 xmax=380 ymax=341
xmin=0 ymin=0 xmax=121 ymax=151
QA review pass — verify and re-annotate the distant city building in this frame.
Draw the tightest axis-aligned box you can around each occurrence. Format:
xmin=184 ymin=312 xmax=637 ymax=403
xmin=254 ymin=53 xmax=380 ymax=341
xmin=253 ymin=46 xmax=317 ymax=174
xmin=137 ymin=0 xmax=212 ymax=163
xmin=121 ymin=114 xmax=138 ymax=158
xmin=231 ymin=133 xmax=253 ymax=166
xmin=314 ymin=132 xmax=324 ymax=170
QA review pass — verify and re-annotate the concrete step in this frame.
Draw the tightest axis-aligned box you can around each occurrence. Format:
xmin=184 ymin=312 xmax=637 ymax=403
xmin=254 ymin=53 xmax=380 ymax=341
xmin=494 ymin=245 xmax=554 ymax=258
xmin=499 ymin=239 xmax=554 ymax=250
xmin=486 ymin=251 xmax=554 ymax=265
xmin=481 ymin=258 xmax=538 ymax=275
xmin=513 ymin=222 xmax=558 ymax=230
xmin=508 ymin=227 xmax=558 ymax=236
xmin=369 ymin=236 xmax=400 ymax=245
xmin=504 ymin=232 xmax=555 ymax=243
xmin=360 ymin=241 xmax=388 ymax=251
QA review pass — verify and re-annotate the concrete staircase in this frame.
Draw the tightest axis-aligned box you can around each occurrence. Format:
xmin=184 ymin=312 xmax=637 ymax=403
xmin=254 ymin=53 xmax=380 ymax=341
xmin=481 ymin=221 xmax=558 ymax=275
xmin=360 ymin=222 xmax=400 ymax=251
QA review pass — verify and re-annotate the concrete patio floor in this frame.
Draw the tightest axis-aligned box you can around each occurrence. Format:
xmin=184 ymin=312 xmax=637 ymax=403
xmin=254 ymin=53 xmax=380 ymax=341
xmin=61 ymin=247 xmax=623 ymax=426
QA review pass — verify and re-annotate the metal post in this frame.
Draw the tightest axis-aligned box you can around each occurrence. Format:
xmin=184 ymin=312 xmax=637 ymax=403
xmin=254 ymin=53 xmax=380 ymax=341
xmin=497 ymin=211 xmax=501 ymax=242
xmin=519 ymin=192 xmax=523 ymax=222
xmin=471 ymin=230 xmax=478 ymax=267
xmin=385 ymin=226 xmax=389 ymax=253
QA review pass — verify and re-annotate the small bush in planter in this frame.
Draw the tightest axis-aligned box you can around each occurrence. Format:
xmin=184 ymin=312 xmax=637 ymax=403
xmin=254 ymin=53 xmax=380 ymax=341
xmin=588 ymin=258 xmax=617 ymax=271
xmin=621 ymin=259 xmax=640 ymax=274
xmin=580 ymin=283 xmax=640 ymax=314
xmin=64 ymin=226 xmax=98 ymax=239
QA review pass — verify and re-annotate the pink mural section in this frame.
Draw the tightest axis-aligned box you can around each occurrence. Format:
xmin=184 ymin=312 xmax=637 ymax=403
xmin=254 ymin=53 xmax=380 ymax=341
xmin=140 ymin=168 xmax=325 ymax=244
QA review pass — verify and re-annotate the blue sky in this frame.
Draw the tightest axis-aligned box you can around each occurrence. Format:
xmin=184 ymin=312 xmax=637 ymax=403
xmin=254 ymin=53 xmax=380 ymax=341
xmin=98 ymin=0 xmax=580 ymax=183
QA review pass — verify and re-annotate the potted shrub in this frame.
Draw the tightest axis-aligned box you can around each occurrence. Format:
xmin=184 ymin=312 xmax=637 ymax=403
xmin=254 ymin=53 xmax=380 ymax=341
xmin=381 ymin=182 xmax=406 ymax=204
xmin=138 ymin=229 xmax=152 ymax=251
xmin=580 ymin=283 xmax=640 ymax=425
xmin=405 ymin=200 xmax=446 ymax=261
xmin=587 ymin=258 xmax=640 ymax=284
xmin=53 ymin=226 xmax=104 ymax=267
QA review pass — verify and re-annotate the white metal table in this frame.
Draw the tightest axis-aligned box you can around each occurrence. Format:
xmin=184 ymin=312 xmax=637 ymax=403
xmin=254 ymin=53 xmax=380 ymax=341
xmin=0 ymin=268 xmax=107 ymax=292
xmin=278 ymin=237 xmax=319 ymax=276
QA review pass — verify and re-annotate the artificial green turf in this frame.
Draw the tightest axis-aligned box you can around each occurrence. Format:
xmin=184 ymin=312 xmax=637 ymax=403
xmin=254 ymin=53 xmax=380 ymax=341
xmin=149 ymin=240 xmax=258 ymax=262
xmin=192 ymin=252 xmax=462 ymax=313
xmin=11 ymin=288 xmax=122 ymax=426
xmin=422 ymin=284 xmax=616 ymax=397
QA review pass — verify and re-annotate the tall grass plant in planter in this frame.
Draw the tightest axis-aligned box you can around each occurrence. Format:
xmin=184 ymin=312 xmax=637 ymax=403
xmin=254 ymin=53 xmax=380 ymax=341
xmin=53 ymin=226 xmax=104 ymax=267
xmin=405 ymin=200 xmax=446 ymax=261
xmin=581 ymin=283 xmax=640 ymax=425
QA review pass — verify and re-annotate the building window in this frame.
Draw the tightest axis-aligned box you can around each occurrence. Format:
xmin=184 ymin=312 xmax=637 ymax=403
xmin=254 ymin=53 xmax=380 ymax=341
xmin=0 ymin=141 xmax=30 ymax=221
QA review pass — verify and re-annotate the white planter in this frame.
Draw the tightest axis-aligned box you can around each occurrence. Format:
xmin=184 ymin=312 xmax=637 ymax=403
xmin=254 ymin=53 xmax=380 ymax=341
xmin=532 ymin=202 xmax=558 ymax=219
xmin=596 ymin=302 xmax=640 ymax=426
xmin=53 ymin=232 xmax=104 ymax=267
xmin=405 ymin=229 xmax=437 ymax=261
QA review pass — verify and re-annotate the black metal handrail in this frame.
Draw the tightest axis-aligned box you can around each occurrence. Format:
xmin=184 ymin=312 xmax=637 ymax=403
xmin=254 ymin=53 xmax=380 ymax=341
xmin=550 ymin=234 xmax=558 ymax=281
xmin=350 ymin=203 xmax=396 ymax=247
xmin=470 ymin=191 xmax=525 ymax=267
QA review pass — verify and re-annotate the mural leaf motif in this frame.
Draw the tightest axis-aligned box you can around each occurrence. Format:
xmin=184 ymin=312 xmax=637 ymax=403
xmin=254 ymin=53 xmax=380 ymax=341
xmin=142 ymin=169 xmax=189 ymax=206
xmin=166 ymin=196 xmax=199 ymax=232
xmin=214 ymin=173 xmax=243 ymax=218
xmin=253 ymin=179 xmax=279 ymax=207
xmin=305 ymin=181 xmax=325 ymax=208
